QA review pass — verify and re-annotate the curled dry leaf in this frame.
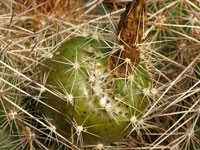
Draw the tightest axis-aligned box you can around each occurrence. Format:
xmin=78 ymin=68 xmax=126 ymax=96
xmin=108 ymin=0 xmax=147 ymax=78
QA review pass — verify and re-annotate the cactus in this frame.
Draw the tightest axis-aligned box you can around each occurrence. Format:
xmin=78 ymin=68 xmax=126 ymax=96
xmin=0 ymin=0 xmax=200 ymax=149
xmin=39 ymin=36 xmax=149 ymax=146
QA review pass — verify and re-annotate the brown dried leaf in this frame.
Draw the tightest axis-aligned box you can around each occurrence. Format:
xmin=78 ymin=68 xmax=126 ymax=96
xmin=108 ymin=0 xmax=147 ymax=78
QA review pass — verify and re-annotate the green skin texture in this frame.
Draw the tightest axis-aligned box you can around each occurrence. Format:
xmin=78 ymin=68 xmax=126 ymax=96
xmin=40 ymin=37 xmax=150 ymax=145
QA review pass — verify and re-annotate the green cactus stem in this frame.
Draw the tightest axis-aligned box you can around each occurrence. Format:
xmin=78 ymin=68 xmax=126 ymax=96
xmin=39 ymin=36 xmax=150 ymax=146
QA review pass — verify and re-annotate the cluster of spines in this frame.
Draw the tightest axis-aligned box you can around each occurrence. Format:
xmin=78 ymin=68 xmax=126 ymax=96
xmin=0 ymin=0 xmax=200 ymax=150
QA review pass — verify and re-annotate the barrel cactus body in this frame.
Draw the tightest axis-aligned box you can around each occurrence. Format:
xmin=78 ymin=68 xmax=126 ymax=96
xmin=39 ymin=36 xmax=149 ymax=146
